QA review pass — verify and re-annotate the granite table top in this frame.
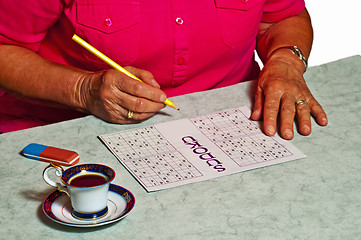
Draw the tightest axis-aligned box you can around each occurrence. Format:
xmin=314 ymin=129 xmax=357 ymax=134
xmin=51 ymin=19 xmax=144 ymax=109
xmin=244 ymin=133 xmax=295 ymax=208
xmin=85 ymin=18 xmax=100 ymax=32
xmin=0 ymin=55 xmax=360 ymax=240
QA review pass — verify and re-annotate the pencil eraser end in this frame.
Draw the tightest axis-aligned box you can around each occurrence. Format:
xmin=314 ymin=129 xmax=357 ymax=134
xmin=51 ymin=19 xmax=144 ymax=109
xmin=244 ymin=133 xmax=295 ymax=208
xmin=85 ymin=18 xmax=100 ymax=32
xmin=21 ymin=143 xmax=79 ymax=166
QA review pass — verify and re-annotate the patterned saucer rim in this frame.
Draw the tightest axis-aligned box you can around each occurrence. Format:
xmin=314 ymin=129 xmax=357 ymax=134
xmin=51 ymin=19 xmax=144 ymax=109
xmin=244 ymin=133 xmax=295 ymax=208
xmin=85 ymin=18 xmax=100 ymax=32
xmin=42 ymin=184 xmax=135 ymax=227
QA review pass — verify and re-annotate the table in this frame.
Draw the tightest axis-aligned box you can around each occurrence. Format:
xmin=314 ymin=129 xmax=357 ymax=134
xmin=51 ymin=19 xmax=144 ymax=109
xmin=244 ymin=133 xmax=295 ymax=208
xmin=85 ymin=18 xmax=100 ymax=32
xmin=1 ymin=56 xmax=360 ymax=239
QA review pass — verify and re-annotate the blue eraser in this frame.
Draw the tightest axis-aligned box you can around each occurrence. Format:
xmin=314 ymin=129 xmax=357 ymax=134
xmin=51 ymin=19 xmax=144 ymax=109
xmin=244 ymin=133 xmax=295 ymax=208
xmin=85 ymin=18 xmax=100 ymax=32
xmin=22 ymin=143 xmax=48 ymax=160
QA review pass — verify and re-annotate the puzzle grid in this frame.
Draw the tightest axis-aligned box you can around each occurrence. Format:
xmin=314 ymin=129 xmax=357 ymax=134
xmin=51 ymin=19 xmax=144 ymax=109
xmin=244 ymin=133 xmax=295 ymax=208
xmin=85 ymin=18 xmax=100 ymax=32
xmin=101 ymin=126 xmax=203 ymax=188
xmin=190 ymin=108 xmax=293 ymax=167
xmin=101 ymin=108 xmax=294 ymax=190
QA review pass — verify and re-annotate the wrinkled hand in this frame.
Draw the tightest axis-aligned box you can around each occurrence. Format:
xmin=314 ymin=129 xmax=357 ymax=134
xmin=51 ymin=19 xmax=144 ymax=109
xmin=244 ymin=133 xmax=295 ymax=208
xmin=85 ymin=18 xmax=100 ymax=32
xmin=250 ymin=57 xmax=328 ymax=139
xmin=77 ymin=66 xmax=166 ymax=124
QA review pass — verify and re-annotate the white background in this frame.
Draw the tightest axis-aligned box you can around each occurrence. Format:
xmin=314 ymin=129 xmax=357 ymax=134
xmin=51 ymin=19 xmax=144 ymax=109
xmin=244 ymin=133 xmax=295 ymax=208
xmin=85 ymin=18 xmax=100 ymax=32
xmin=306 ymin=0 xmax=361 ymax=66
xmin=256 ymin=1 xmax=361 ymax=67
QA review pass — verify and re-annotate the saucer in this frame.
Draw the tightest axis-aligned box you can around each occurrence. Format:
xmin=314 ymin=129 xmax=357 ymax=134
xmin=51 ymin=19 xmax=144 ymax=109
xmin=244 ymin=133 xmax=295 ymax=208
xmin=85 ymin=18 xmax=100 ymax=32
xmin=42 ymin=184 xmax=135 ymax=227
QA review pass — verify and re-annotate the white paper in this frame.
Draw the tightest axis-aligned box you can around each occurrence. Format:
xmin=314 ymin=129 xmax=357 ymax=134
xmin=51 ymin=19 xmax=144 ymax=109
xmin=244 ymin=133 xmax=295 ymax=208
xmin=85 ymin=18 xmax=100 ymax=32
xmin=99 ymin=107 xmax=306 ymax=192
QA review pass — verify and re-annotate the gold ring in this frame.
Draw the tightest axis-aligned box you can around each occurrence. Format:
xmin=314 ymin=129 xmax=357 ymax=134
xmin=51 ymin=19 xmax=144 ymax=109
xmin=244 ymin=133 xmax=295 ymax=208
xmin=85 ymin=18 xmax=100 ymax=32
xmin=127 ymin=110 xmax=134 ymax=119
xmin=296 ymin=99 xmax=308 ymax=107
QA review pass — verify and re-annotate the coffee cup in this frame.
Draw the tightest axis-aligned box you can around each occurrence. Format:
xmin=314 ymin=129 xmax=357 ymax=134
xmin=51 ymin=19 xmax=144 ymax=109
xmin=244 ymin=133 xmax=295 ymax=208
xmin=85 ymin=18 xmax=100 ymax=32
xmin=43 ymin=163 xmax=115 ymax=220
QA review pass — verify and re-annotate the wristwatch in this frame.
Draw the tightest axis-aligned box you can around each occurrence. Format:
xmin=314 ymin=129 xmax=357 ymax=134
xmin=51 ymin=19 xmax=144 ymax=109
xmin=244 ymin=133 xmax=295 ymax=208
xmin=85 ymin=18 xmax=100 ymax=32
xmin=289 ymin=46 xmax=308 ymax=70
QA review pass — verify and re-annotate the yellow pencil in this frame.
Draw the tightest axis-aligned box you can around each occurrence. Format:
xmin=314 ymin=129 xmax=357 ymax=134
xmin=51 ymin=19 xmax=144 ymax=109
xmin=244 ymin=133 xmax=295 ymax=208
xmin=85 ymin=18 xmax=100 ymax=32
xmin=72 ymin=34 xmax=179 ymax=110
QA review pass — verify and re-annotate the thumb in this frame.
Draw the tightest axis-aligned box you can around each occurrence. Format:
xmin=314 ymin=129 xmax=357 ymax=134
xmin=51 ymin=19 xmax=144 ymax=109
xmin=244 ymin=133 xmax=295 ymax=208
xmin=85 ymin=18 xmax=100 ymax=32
xmin=250 ymin=86 xmax=264 ymax=121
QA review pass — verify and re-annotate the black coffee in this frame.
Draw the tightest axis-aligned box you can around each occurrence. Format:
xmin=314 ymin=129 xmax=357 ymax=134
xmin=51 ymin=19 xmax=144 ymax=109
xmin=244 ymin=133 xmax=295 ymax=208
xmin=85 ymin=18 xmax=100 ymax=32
xmin=70 ymin=174 xmax=108 ymax=187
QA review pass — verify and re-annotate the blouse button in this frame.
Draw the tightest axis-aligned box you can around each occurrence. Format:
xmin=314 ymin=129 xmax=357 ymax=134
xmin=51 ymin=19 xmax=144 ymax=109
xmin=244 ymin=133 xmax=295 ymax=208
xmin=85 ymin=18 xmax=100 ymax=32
xmin=175 ymin=17 xmax=184 ymax=25
xmin=104 ymin=17 xmax=113 ymax=27
xmin=176 ymin=56 xmax=185 ymax=65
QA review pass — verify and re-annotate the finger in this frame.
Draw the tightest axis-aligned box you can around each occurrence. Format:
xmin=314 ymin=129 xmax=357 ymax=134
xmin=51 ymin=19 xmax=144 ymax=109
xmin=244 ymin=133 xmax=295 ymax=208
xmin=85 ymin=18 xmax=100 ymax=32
xmin=124 ymin=66 xmax=161 ymax=88
xmin=250 ymin=86 xmax=264 ymax=121
xmin=114 ymin=89 xmax=165 ymax=113
xmin=279 ymin=96 xmax=296 ymax=139
xmin=90 ymin=97 xmax=130 ymax=124
xmin=295 ymin=99 xmax=312 ymax=136
xmin=118 ymin=77 xmax=167 ymax=104
xmin=121 ymin=109 xmax=157 ymax=123
xmin=100 ymin=70 xmax=166 ymax=111
xmin=100 ymin=104 xmax=157 ymax=124
xmin=309 ymin=98 xmax=328 ymax=126
xmin=263 ymin=93 xmax=281 ymax=136
xmin=92 ymin=89 xmax=161 ymax=123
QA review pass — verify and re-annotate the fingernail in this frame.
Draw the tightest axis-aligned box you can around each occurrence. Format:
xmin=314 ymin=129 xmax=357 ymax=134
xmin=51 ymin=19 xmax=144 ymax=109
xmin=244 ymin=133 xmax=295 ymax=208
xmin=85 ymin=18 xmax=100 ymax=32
xmin=322 ymin=117 xmax=328 ymax=125
xmin=152 ymin=79 xmax=160 ymax=88
xmin=303 ymin=125 xmax=311 ymax=134
xmin=284 ymin=129 xmax=293 ymax=138
xmin=160 ymin=93 xmax=167 ymax=102
xmin=266 ymin=126 xmax=275 ymax=135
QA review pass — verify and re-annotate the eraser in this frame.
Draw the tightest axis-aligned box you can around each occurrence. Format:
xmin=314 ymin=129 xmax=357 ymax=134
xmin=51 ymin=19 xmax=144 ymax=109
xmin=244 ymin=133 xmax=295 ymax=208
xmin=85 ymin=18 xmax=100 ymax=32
xmin=21 ymin=143 xmax=79 ymax=166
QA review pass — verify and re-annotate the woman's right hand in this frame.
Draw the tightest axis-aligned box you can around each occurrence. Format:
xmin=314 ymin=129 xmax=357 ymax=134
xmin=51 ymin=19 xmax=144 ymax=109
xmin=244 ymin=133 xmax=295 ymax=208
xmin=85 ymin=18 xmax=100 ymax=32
xmin=77 ymin=66 xmax=167 ymax=124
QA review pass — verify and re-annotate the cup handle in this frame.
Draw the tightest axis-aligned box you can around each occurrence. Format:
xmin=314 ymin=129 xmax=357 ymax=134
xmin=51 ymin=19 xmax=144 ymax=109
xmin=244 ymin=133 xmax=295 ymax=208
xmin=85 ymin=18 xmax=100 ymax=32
xmin=42 ymin=163 xmax=69 ymax=195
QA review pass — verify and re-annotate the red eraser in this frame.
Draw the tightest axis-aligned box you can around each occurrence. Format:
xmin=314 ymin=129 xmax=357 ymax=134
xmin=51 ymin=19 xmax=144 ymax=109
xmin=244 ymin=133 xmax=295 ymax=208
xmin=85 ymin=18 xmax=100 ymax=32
xmin=22 ymin=143 xmax=79 ymax=166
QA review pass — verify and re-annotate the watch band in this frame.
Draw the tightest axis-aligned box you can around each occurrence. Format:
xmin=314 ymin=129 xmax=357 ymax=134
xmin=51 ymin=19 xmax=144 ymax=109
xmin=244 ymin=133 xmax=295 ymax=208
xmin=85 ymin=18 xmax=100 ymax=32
xmin=289 ymin=46 xmax=308 ymax=70
xmin=268 ymin=45 xmax=308 ymax=72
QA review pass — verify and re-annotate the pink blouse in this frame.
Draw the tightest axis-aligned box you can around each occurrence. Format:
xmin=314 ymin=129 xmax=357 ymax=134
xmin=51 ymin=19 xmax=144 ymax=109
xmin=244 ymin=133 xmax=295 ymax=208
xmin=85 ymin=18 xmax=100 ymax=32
xmin=0 ymin=0 xmax=305 ymax=132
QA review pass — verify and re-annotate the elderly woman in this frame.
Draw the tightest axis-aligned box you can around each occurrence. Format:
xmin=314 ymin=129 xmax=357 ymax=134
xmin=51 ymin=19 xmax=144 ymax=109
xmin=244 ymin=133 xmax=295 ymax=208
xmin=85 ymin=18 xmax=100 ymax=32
xmin=0 ymin=0 xmax=327 ymax=138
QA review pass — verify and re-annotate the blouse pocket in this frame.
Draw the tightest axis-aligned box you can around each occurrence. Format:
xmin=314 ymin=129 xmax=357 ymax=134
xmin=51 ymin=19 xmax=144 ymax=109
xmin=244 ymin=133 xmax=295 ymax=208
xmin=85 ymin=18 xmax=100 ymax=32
xmin=214 ymin=0 xmax=265 ymax=48
xmin=75 ymin=0 xmax=140 ymax=66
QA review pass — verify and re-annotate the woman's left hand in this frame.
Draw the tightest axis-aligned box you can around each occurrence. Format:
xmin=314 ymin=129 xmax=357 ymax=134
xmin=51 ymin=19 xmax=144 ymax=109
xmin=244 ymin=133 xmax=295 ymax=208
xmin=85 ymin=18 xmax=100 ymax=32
xmin=250 ymin=53 xmax=328 ymax=140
